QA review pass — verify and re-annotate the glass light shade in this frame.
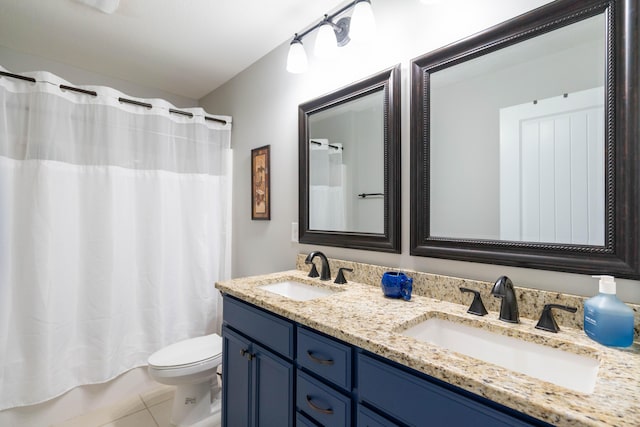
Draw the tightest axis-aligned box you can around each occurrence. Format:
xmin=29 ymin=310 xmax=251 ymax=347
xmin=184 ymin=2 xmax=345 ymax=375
xmin=286 ymin=40 xmax=308 ymax=73
xmin=349 ymin=0 xmax=376 ymax=42
xmin=314 ymin=23 xmax=338 ymax=59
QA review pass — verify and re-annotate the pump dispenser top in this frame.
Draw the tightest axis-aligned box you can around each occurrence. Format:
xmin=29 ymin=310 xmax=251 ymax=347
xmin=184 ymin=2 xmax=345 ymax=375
xmin=583 ymin=275 xmax=634 ymax=347
xmin=594 ymin=275 xmax=616 ymax=294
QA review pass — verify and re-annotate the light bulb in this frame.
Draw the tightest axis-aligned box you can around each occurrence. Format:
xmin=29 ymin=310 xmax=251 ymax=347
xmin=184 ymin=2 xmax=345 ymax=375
xmin=286 ymin=39 xmax=308 ymax=73
xmin=350 ymin=0 xmax=376 ymax=42
xmin=314 ymin=21 xmax=338 ymax=59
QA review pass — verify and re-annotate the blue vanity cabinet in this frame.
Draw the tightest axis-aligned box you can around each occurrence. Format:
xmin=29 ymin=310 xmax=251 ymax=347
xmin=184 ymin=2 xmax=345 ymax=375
xmin=222 ymin=296 xmax=294 ymax=427
xmin=357 ymin=352 xmax=549 ymax=427
xmin=221 ymin=294 xmax=550 ymax=427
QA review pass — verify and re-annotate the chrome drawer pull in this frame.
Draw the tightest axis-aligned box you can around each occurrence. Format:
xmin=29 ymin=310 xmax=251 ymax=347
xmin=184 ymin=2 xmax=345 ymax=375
xmin=306 ymin=395 xmax=334 ymax=415
xmin=306 ymin=350 xmax=334 ymax=366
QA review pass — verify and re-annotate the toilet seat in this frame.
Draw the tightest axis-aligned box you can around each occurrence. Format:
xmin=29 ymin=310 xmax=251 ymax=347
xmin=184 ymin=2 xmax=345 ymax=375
xmin=148 ymin=333 xmax=223 ymax=370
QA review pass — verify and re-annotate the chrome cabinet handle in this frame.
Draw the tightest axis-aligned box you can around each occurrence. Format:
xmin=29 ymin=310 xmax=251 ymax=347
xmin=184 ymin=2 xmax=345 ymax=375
xmin=306 ymin=395 xmax=333 ymax=415
xmin=306 ymin=350 xmax=334 ymax=366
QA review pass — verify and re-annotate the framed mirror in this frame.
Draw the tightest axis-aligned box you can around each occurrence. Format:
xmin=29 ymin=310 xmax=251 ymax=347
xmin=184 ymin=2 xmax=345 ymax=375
xmin=410 ymin=0 xmax=639 ymax=278
xmin=299 ymin=65 xmax=401 ymax=252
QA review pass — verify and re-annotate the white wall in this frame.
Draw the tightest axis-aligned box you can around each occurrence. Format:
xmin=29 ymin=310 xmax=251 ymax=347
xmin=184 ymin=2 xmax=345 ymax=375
xmin=0 ymin=45 xmax=197 ymax=107
xmin=201 ymin=0 xmax=640 ymax=304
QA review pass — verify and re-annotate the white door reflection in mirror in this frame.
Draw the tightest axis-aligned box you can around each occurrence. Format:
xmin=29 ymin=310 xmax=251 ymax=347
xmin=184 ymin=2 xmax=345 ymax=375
xmin=499 ymin=87 xmax=604 ymax=245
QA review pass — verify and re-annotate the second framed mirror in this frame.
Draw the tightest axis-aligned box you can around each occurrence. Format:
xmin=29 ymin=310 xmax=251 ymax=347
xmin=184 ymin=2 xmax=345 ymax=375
xmin=410 ymin=0 xmax=639 ymax=278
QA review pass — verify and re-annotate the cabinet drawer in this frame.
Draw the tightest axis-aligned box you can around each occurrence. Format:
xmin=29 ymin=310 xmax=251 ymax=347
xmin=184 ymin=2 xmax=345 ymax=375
xmin=358 ymin=353 xmax=537 ymax=427
xmin=297 ymin=370 xmax=351 ymax=427
xmin=223 ymin=296 xmax=294 ymax=359
xmin=358 ymin=405 xmax=400 ymax=427
xmin=297 ymin=327 xmax=352 ymax=390
xmin=296 ymin=411 xmax=320 ymax=427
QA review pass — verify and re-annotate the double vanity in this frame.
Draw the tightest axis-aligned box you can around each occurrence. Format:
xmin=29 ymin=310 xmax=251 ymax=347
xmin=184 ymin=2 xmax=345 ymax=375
xmin=225 ymin=0 xmax=640 ymax=424
xmin=215 ymin=255 xmax=640 ymax=427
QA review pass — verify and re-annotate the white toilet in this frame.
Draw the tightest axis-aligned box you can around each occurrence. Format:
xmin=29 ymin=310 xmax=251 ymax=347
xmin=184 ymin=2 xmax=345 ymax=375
xmin=148 ymin=333 xmax=223 ymax=427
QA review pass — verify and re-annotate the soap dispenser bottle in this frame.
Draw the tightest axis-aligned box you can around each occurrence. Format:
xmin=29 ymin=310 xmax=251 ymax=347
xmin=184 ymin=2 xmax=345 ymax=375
xmin=583 ymin=275 xmax=634 ymax=347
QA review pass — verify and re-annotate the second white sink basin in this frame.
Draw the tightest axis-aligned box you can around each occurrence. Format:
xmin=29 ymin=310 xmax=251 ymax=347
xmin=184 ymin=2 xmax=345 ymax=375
xmin=402 ymin=317 xmax=600 ymax=394
xmin=259 ymin=281 xmax=338 ymax=301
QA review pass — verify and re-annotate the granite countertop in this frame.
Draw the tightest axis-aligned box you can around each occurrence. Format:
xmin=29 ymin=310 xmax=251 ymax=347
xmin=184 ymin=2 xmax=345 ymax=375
xmin=215 ymin=269 xmax=640 ymax=427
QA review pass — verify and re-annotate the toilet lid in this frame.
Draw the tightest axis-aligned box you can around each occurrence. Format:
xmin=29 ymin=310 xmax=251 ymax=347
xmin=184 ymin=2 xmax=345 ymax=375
xmin=148 ymin=333 xmax=222 ymax=368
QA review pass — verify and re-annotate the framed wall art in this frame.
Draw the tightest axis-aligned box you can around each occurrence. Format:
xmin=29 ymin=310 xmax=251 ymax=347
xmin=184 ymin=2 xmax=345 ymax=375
xmin=251 ymin=145 xmax=270 ymax=220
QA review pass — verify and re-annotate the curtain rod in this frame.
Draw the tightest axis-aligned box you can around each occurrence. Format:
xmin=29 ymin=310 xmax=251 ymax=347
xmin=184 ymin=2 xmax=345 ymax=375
xmin=310 ymin=139 xmax=344 ymax=150
xmin=0 ymin=70 xmax=228 ymax=125
xmin=0 ymin=70 xmax=36 ymax=83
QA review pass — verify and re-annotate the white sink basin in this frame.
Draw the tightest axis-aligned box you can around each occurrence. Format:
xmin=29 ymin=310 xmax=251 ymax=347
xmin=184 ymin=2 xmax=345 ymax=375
xmin=259 ymin=281 xmax=338 ymax=301
xmin=402 ymin=317 xmax=600 ymax=394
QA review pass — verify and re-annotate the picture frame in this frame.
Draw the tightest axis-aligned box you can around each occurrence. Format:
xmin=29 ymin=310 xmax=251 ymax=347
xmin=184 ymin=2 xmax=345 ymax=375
xmin=251 ymin=145 xmax=271 ymax=220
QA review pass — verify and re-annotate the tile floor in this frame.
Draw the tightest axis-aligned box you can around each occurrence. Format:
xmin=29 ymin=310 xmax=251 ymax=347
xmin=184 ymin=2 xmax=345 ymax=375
xmin=51 ymin=385 xmax=177 ymax=427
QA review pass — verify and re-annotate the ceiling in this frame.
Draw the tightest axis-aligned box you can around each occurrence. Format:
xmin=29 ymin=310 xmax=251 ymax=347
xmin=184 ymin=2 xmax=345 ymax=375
xmin=0 ymin=0 xmax=348 ymax=100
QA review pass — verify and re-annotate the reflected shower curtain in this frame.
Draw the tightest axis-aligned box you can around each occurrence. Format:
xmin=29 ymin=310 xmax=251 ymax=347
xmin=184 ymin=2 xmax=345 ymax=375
xmin=0 ymin=67 xmax=232 ymax=410
xmin=309 ymin=140 xmax=346 ymax=231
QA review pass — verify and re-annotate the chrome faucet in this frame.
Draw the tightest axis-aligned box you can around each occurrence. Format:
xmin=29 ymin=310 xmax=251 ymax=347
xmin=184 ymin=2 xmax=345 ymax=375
xmin=304 ymin=251 xmax=331 ymax=281
xmin=490 ymin=276 xmax=519 ymax=323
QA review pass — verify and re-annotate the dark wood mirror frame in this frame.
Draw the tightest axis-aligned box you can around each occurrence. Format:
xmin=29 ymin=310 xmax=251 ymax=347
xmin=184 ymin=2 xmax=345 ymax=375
xmin=410 ymin=0 xmax=640 ymax=278
xmin=299 ymin=64 xmax=401 ymax=253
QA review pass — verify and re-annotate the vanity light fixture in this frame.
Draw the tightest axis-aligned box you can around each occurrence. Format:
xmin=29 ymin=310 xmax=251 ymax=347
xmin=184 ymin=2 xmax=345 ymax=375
xmin=285 ymin=0 xmax=376 ymax=73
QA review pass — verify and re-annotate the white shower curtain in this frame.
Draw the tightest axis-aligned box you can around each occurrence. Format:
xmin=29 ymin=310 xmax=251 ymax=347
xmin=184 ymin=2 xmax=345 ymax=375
xmin=0 ymin=67 xmax=232 ymax=410
xmin=309 ymin=140 xmax=346 ymax=231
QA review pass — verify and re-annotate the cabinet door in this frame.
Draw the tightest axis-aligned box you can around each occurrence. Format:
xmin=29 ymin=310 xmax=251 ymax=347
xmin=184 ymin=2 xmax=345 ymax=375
xmin=222 ymin=326 xmax=252 ymax=427
xmin=253 ymin=342 xmax=294 ymax=427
